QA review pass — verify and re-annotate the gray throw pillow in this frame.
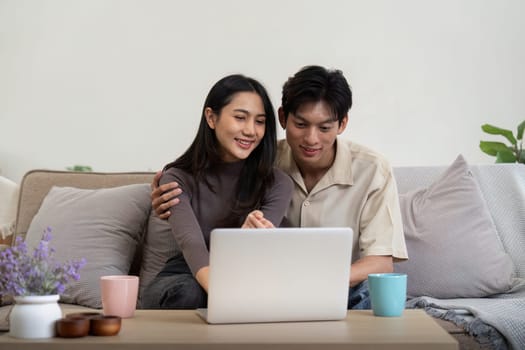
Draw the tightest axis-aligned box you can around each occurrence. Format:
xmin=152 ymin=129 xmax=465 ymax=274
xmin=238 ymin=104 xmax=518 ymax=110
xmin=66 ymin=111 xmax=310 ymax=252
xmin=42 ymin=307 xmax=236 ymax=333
xmin=395 ymin=155 xmax=515 ymax=298
xmin=138 ymin=212 xmax=180 ymax=304
xmin=25 ymin=184 xmax=151 ymax=308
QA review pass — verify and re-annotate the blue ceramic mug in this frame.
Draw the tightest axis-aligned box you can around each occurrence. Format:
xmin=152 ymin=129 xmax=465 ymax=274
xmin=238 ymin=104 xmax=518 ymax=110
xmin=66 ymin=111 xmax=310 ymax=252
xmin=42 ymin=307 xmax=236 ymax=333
xmin=368 ymin=273 xmax=407 ymax=317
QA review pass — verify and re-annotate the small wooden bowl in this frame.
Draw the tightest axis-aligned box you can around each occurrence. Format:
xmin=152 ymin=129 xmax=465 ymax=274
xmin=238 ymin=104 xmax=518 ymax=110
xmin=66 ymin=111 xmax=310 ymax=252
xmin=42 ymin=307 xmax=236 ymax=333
xmin=90 ymin=315 xmax=122 ymax=336
xmin=56 ymin=317 xmax=90 ymax=338
xmin=65 ymin=312 xmax=102 ymax=319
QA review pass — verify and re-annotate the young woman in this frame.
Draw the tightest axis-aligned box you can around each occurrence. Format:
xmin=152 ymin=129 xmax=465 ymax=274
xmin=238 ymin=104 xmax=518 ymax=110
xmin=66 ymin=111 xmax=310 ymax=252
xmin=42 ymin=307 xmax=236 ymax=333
xmin=142 ymin=74 xmax=293 ymax=309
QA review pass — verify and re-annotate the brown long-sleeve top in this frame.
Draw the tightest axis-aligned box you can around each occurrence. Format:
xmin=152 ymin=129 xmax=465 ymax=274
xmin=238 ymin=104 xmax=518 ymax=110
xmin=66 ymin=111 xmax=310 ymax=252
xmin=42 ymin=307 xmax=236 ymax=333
xmin=159 ymin=160 xmax=293 ymax=276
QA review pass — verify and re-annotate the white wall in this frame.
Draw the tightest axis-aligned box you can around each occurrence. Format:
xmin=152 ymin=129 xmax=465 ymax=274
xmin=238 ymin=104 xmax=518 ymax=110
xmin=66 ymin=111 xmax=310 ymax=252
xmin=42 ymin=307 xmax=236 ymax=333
xmin=1 ymin=0 xmax=524 ymax=183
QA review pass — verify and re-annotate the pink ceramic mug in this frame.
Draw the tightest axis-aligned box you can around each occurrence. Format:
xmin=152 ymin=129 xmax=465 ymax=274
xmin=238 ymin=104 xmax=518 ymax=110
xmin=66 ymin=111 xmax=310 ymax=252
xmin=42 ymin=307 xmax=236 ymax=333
xmin=100 ymin=275 xmax=139 ymax=318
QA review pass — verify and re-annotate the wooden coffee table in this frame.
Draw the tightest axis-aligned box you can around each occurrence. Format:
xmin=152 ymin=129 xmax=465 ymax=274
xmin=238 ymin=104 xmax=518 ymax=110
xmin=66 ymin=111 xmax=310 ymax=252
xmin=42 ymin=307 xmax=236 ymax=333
xmin=0 ymin=305 xmax=458 ymax=349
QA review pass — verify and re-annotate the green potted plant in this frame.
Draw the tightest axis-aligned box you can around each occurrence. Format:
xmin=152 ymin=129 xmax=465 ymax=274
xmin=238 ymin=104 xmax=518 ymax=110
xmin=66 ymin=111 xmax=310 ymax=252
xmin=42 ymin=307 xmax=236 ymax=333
xmin=479 ymin=120 xmax=525 ymax=164
xmin=66 ymin=165 xmax=93 ymax=172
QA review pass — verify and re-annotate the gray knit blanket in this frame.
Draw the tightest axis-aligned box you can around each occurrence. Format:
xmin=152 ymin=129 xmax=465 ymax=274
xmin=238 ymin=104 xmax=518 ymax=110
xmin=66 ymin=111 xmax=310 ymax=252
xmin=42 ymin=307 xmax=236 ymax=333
xmin=407 ymin=278 xmax=525 ymax=350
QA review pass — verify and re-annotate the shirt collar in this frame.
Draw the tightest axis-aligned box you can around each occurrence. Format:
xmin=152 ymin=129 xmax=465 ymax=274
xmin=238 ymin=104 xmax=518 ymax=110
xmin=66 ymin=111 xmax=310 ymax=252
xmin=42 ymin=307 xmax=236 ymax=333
xmin=277 ymin=138 xmax=354 ymax=193
xmin=320 ymin=138 xmax=354 ymax=187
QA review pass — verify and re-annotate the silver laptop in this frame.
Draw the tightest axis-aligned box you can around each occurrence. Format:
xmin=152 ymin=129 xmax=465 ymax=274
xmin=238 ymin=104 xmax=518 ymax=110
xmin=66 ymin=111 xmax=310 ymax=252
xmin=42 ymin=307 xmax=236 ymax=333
xmin=198 ymin=227 xmax=353 ymax=324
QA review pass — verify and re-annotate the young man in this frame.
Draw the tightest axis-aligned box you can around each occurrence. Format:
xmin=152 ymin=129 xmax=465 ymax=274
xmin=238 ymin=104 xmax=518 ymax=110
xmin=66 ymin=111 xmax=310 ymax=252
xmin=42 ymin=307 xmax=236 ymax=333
xmin=151 ymin=65 xmax=408 ymax=309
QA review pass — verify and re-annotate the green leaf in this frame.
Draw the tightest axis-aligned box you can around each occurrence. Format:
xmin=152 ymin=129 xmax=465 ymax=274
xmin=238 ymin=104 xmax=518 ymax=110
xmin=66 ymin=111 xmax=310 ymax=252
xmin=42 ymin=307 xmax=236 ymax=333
xmin=479 ymin=141 xmax=512 ymax=156
xmin=481 ymin=124 xmax=517 ymax=145
xmin=517 ymin=120 xmax=525 ymax=140
xmin=495 ymin=150 xmax=517 ymax=163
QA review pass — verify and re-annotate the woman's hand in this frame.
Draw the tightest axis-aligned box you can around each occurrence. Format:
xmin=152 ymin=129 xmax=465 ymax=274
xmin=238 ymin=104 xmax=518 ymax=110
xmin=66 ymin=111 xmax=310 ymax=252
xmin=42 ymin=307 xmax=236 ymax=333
xmin=242 ymin=210 xmax=274 ymax=228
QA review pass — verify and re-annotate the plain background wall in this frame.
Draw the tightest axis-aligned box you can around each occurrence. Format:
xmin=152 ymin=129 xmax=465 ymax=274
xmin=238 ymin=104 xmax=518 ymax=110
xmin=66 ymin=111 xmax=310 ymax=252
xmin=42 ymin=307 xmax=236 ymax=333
xmin=1 ymin=0 xmax=524 ymax=183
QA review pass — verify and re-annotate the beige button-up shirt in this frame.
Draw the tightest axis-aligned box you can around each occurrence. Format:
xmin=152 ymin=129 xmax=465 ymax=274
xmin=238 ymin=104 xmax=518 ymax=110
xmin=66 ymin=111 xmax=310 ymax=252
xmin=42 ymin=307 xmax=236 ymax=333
xmin=276 ymin=139 xmax=408 ymax=263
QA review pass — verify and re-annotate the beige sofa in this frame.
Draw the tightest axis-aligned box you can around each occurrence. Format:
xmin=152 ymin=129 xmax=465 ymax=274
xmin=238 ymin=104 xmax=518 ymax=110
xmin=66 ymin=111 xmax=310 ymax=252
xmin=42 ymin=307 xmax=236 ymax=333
xmin=2 ymin=162 xmax=524 ymax=349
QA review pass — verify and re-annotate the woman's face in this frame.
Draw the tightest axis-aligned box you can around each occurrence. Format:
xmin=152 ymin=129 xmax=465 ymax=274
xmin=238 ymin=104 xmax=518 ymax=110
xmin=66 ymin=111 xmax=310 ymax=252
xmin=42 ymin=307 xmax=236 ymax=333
xmin=205 ymin=92 xmax=266 ymax=162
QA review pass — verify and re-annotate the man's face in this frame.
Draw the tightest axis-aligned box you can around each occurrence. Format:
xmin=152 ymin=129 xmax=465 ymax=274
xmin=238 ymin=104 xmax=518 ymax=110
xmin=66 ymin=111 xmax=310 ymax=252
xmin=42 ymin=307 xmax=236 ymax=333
xmin=279 ymin=100 xmax=347 ymax=172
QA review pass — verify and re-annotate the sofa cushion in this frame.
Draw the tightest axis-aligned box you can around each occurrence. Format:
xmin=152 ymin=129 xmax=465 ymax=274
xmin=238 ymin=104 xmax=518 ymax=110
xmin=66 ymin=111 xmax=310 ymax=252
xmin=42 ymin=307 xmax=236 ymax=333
xmin=25 ymin=184 xmax=151 ymax=308
xmin=469 ymin=164 xmax=525 ymax=279
xmin=138 ymin=212 xmax=179 ymax=304
xmin=395 ymin=155 xmax=515 ymax=298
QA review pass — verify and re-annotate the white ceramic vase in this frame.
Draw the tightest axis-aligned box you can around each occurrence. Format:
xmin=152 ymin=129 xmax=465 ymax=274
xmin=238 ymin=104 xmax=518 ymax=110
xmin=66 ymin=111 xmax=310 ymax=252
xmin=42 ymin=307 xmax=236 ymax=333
xmin=9 ymin=294 xmax=62 ymax=339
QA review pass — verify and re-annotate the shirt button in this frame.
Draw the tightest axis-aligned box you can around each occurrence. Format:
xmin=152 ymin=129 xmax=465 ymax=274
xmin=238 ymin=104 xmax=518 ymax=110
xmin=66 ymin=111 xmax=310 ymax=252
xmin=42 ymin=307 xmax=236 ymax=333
xmin=303 ymin=200 xmax=310 ymax=207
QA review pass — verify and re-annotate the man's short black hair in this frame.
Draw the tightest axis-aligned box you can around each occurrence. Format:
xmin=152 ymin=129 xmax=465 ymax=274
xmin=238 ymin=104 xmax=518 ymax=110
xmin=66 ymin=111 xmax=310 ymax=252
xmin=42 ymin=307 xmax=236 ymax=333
xmin=281 ymin=65 xmax=352 ymax=125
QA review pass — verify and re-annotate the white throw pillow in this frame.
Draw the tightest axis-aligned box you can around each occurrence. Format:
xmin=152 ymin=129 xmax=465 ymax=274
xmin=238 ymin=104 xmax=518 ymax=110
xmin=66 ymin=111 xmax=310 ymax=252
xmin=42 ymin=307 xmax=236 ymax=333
xmin=0 ymin=176 xmax=19 ymax=240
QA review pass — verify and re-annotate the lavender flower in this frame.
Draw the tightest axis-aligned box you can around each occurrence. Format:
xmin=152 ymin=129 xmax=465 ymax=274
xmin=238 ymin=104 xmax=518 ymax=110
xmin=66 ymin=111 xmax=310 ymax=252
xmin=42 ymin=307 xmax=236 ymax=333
xmin=0 ymin=228 xmax=86 ymax=296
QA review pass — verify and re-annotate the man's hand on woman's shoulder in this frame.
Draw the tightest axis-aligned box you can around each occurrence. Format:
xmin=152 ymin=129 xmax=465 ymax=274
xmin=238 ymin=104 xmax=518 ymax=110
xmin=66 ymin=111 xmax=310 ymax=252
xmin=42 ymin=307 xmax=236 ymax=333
xmin=151 ymin=170 xmax=183 ymax=219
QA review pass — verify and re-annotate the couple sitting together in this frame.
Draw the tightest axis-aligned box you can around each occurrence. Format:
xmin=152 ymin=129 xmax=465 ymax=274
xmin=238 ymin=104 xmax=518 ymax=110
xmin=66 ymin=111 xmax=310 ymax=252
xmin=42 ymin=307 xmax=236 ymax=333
xmin=142 ymin=65 xmax=408 ymax=310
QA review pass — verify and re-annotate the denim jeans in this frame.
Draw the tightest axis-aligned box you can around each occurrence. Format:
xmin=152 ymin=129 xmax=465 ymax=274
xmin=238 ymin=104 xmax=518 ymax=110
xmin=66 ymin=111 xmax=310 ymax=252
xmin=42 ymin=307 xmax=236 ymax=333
xmin=142 ymin=254 xmax=371 ymax=310
xmin=347 ymin=280 xmax=371 ymax=310
xmin=141 ymin=255 xmax=207 ymax=309
xmin=143 ymin=276 xmax=371 ymax=310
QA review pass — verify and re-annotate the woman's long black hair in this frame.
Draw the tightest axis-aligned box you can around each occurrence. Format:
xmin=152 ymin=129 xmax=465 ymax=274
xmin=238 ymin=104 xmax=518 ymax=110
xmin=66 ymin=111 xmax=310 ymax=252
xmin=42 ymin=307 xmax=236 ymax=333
xmin=164 ymin=74 xmax=277 ymax=225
